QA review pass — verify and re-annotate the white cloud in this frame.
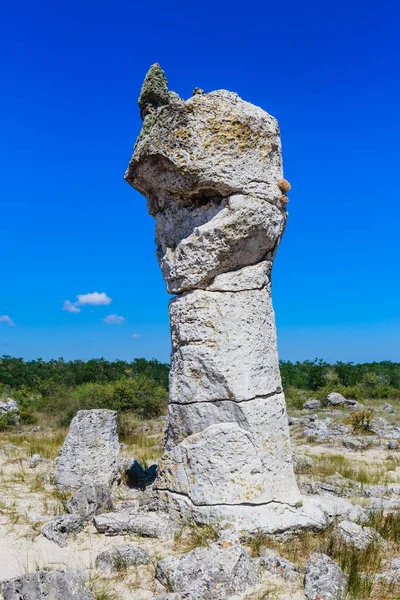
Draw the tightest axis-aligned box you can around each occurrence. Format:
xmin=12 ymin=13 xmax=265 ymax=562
xmin=63 ymin=300 xmax=81 ymax=313
xmin=103 ymin=314 xmax=125 ymax=325
xmin=76 ymin=292 xmax=112 ymax=307
xmin=131 ymin=333 xmax=140 ymax=338
xmin=63 ymin=291 xmax=112 ymax=313
xmin=0 ymin=315 xmax=15 ymax=327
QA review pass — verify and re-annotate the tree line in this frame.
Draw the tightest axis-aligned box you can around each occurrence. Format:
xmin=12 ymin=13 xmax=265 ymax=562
xmin=0 ymin=356 xmax=398 ymax=429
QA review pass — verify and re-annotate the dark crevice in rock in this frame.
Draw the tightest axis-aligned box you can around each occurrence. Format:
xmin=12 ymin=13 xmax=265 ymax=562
xmin=168 ymin=387 xmax=282 ymax=407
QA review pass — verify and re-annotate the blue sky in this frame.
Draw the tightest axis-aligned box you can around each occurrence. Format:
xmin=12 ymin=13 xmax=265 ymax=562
xmin=1 ymin=0 xmax=399 ymax=363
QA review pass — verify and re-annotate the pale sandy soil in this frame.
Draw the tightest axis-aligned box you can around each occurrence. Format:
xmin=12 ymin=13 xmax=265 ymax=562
xmin=2 ymin=420 xmax=398 ymax=600
xmin=0 ymin=440 xmax=309 ymax=599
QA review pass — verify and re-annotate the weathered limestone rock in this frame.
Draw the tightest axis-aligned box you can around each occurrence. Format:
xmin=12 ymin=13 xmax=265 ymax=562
xmin=66 ymin=484 xmax=113 ymax=519
xmin=331 ymin=520 xmax=385 ymax=550
xmin=0 ymin=398 xmax=19 ymax=415
xmin=93 ymin=511 xmax=177 ymax=539
xmin=56 ymin=410 xmax=120 ymax=489
xmin=305 ymin=553 xmax=348 ymax=600
xmin=41 ymin=513 xmax=84 ymax=547
xmin=95 ymin=543 xmax=151 ymax=572
xmin=125 ymin=65 xmax=304 ymax=530
xmin=156 ymin=537 xmax=258 ymax=599
xmin=257 ymin=548 xmax=302 ymax=581
xmin=0 ymin=569 xmax=94 ymax=600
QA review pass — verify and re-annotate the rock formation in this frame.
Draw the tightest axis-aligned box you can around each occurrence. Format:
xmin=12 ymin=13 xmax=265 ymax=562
xmin=56 ymin=410 xmax=120 ymax=489
xmin=125 ymin=64 xmax=321 ymax=531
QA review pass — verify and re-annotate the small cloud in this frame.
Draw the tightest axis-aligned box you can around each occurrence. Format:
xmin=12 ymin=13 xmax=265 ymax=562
xmin=103 ymin=314 xmax=125 ymax=325
xmin=0 ymin=315 xmax=15 ymax=327
xmin=76 ymin=292 xmax=112 ymax=307
xmin=63 ymin=291 xmax=112 ymax=313
xmin=131 ymin=333 xmax=140 ymax=339
xmin=63 ymin=300 xmax=81 ymax=313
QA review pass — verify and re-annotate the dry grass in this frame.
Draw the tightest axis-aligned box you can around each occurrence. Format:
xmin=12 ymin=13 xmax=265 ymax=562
xmin=174 ymin=522 xmax=220 ymax=553
xmin=309 ymin=453 xmax=397 ymax=486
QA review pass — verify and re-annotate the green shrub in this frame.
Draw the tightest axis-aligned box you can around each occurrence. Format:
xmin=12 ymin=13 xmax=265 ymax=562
xmin=0 ymin=411 xmax=19 ymax=431
xmin=19 ymin=409 xmax=38 ymax=425
xmin=56 ymin=375 xmax=167 ymax=426
xmin=345 ymin=409 xmax=373 ymax=433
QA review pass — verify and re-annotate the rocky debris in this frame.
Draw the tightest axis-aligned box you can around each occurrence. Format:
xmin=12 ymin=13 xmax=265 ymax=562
xmin=113 ymin=499 xmax=141 ymax=514
xmin=0 ymin=398 xmax=19 ymax=425
xmin=156 ymin=536 xmax=259 ymax=599
xmin=367 ymin=417 xmax=400 ymax=441
xmin=0 ymin=569 xmax=94 ymax=600
xmin=304 ymin=417 xmax=350 ymax=441
xmin=304 ymin=553 xmax=348 ymax=600
xmin=300 ymin=473 xmax=361 ymax=498
xmin=41 ymin=513 xmax=85 ymax=547
xmin=27 ymin=453 xmax=47 ymax=468
xmin=382 ymin=402 xmax=394 ymax=412
xmin=332 ymin=520 xmax=385 ymax=550
xmin=125 ymin=65 xmax=303 ymax=530
xmin=342 ymin=435 xmax=379 ymax=450
xmin=95 ymin=543 xmax=151 ymax=572
xmin=315 ymin=495 xmax=367 ymax=524
xmin=93 ymin=511 xmax=177 ymax=539
xmin=368 ymin=497 xmax=400 ymax=512
xmin=303 ymin=399 xmax=322 ymax=410
xmin=388 ymin=440 xmax=398 ymax=450
xmin=257 ymin=548 xmax=302 ymax=581
xmin=0 ymin=398 xmax=19 ymax=415
xmin=56 ymin=409 xmax=120 ymax=489
xmin=66 ymin=484 xmax=113 ymax=519
xmin=376 ymin=556 xmax=400 ymax=584
xmin=327 ymin=392 xmax=347 ymax=406
xmin=364 ymin=483 xmax=400 ymax=498
xmin=151 ymin=595 xmax=194 ymax=600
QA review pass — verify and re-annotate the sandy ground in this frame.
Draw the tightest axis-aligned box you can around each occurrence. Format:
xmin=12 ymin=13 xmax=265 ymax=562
xmin=1 ymin=416 xmax=398 ymax=599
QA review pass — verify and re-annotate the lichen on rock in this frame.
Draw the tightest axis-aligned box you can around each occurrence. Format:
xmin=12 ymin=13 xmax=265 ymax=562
xmin=138 ymin=62 xmax=170 ymax=120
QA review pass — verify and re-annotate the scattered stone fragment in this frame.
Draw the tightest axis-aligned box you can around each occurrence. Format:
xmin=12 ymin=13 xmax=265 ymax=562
xmin=56 ymin=409 xmax=120 ymax=489
xmin=326 ymin=392 xmax=347 ymax=406
xmin=315 ymin=495 xmax=367 ymax=524
xmin=301 ymin=473 xmax=360 ymax=498
xmin=95 ymin=543 xmax=151 ymax=572
xmin=382 ymin=403 xmax=394 ymax=412
xmin=342 ymin=435 xmax=378 ymax=450
xmin=156 ymin=538 xmax=258 ymax=600
xmin=305 ymin=553 xmax=348 ymax=600
xmin=303 ymin=399 xmax=322 ymax=410
xmin=388 ymin=440 xmax=398 ymax=450
xmin=332 ymin=520 xmax=385 ymax=550
xmin=0 ymin=398 xmax=19 ymax=415
xmin=66 ymin=484 xmax=113 ymax=519
xmin=151 ymin=595 xmax=194 ymax=600
xmin=41 ymin=514 xmax=84 ymax=547
xmin=28 ymin=454 xmax=46 ymax=468
xmin=376 ymin=556 xmax=400 ymax=584
xmin=0 ymin=569 xmax=94 ymax=600
xmin=257 ymin=548 xmax=302 ymax=581
xmin=93 ymin=511 xmax=177 ymax=539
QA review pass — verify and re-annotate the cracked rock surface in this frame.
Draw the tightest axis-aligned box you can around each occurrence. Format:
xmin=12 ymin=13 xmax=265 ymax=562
xmin=125 ymin=65 xmax=302 ymax=527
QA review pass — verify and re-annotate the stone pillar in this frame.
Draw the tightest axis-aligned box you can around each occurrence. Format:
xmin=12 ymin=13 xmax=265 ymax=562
xmin=125 ymin=65 xmax=315 ymax=532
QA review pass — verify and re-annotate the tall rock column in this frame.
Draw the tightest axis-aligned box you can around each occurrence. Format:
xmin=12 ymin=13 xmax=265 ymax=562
xmin=125 ymin=65 xmax=312 ymax=531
